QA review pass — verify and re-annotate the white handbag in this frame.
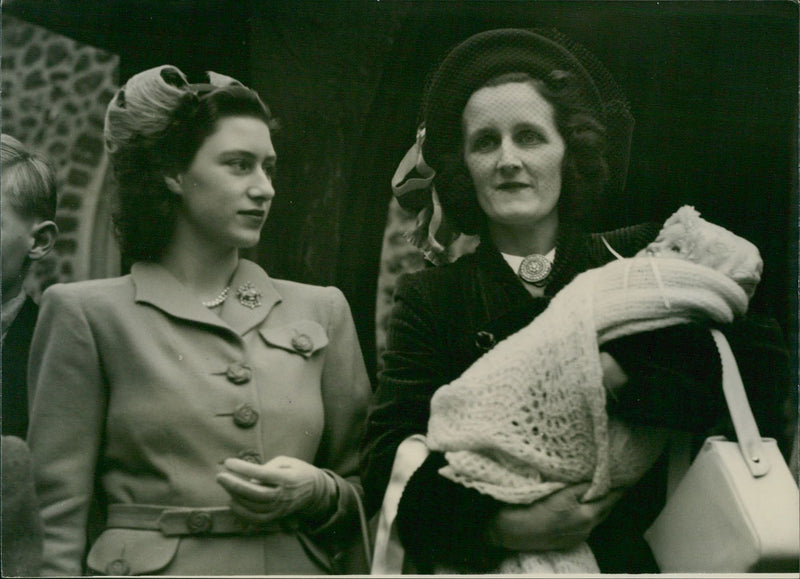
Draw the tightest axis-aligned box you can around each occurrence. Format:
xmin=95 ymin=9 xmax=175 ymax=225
xmin=644 ymin=328 xmax=800 ymax=572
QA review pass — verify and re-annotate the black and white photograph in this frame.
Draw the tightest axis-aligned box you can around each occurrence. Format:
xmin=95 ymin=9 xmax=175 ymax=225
xmin=1 ymin=1 xmax=798 ymax=576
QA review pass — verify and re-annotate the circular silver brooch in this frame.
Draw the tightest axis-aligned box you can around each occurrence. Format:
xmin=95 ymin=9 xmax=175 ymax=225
xmin=518 ymin=254 xmax=552 ymax=286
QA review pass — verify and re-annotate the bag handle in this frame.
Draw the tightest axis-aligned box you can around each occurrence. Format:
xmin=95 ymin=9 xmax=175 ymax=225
xmin=352 ymin=485 xmax=373 ymax=571
xmin=709 ymin=328 xmax=770 ymax=477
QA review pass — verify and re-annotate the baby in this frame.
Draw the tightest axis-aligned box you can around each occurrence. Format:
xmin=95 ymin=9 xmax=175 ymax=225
xmin=638 ymin=205 xmax=762 ymax=299
xmin=426 ymin=206 xmax=762 ymax=573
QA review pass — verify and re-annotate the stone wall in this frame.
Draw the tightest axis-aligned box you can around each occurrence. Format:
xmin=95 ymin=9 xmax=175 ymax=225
xmin=1 ymin=14 xmax=120 ymax=300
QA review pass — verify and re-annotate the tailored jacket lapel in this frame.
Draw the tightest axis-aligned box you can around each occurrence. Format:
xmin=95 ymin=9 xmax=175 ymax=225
xmin=475 ymin=241 xmax=536 ymax=320
xmin=471 ymin=239 xmax=547 ymax=346
xmin=217 ymin=259 xmax=281 ymax=336
xmin=131 ymin=259 xmax=281 ymax=336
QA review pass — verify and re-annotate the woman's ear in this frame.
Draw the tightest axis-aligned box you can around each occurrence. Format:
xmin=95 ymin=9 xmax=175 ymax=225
xmin=164 ymin=173 xmax=183 ymax=195
xmin=28 ymin=220 xmax=59 ymax=262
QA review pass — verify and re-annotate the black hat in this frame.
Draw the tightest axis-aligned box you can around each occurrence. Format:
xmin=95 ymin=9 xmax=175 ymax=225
xmin=421 ymin=28 xmax=633 ymax=197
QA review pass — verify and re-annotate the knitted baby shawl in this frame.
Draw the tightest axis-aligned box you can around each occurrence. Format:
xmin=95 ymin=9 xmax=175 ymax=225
xmin=427 ymin=257 xmax=749 ymax=505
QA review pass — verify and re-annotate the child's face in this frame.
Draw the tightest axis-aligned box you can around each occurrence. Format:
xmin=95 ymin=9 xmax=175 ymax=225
xmin=1 ymin=192 xmax=36 ymax=295
xmin=640 ymin=221 xmax=693 ymax=259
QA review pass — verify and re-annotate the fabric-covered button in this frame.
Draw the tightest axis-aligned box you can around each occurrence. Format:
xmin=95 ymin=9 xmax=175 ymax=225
xmin=475 ymin=330 xmax=496 ymax=351
xmin=237 ymin=449 xmax=263 ymax=464
xmin=186 ymin=511 xmax=213 ymax=534
xmin=225 ymin=362 xmax=252 ymax=385
xmin=232 ymin=403 xmax=259 ymax=428
xmin=106 ymin=558 xmax=131 ymax=575
xmin=291 ymin=333 xmax=314 ymax=354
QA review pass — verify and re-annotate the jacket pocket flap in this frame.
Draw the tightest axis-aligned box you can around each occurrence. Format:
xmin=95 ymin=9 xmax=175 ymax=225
xmin=259 ymin=320 xmax=328 ymax=358
xmin=87 ymin=529 xmax=179 ymax=575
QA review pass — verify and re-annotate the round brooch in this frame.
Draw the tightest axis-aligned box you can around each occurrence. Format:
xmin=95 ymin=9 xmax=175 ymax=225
xmin=518 ymin=254 xmax=552 ymax=286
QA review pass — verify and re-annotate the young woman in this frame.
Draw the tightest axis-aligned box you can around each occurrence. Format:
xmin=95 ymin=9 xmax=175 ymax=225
xmin=27 ymin=65 xmax=371 ymax=576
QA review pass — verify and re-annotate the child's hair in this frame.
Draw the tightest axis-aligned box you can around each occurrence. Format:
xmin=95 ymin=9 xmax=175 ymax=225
xmin=1 ymin=134 xmax=58 ymax=221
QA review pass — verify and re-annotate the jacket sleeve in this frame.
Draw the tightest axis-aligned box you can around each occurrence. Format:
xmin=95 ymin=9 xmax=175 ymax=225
xmin=2 ymin=435 xmax=44 ymax=577
xmin=603 ymin=313 xmax=792 ymax=451
xmin=306 ymin=287 xmax=372 ymax=551
xmin=359 ymin=274 xmax=505 ymax=570
xmin=27 ymin=285 xmax=107 ymax=577
xmin=359 ymin=273 xmax=446 ymax=516
xmin=396 ymin=452 xmax=506 ymax=572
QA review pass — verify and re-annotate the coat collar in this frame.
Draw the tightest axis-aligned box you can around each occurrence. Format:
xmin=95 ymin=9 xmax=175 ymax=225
xmin=131 ymin=259 xmax=282 ymax=336
xmin=474 ymin=224 xmax=595 ymax=289
xmin=470 ymin=224 xmax=595 ymax=334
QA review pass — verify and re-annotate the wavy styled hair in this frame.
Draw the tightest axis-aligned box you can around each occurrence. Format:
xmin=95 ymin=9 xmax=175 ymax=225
xmin=435 ymin=71 xmax=609 ymax=235
xmin=106 ymin=67 xmax=276 ymax=262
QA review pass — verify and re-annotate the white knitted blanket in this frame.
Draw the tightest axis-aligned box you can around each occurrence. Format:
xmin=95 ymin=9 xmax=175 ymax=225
xmin=427 ymin=257 xmax=748 ymax=573
xmin=427 ymin=257 xmax=748 ymax=506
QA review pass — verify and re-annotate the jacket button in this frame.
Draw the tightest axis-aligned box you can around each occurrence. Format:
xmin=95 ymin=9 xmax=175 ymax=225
xmin=186 ymin=510 xmax=213 ymax=534
xmin=225 ymin=362 xmax=252 ymax=385
xmin=232 ymin=403 xmax=259 ymax=428
xmin=475 ymin=330 xmax=496 ymax=351
xmin=106 ymin=558 xmax=131 ymax=575
xmin=291 ymin=333 xmax=314 ymax=354
xmin=237 ymin=449 xmax=263 ymax=464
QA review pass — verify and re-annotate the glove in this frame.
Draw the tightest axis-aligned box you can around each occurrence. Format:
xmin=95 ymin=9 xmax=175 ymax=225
xmin=216 ymin=455 xmax=338 ymax=526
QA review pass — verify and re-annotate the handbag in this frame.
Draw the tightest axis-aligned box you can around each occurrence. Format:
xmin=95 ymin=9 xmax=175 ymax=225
xmin=644 ymin=328 xmax=800 ymax=572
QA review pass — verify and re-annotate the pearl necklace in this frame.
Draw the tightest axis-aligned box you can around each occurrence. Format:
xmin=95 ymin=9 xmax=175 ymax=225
xmin=201 ymin=286 xmax=230 ymax=308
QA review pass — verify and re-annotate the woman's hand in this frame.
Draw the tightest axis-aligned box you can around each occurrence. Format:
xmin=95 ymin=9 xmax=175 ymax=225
xmin=600 ymin=351 xmax=628 ymax=398
xmin=487 ymin=482 xmax=625 ymax=551
xmin=216 ymin=455 xmax=337 ymax=525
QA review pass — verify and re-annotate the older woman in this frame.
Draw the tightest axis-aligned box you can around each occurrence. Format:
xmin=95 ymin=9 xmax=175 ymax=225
xmin=27 ymin=65 xmax=371 ymax=576
xmin=360 ymin=28 xmax=790 ymax=573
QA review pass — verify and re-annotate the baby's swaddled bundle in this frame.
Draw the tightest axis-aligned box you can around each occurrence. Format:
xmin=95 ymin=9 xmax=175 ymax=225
xmin=426 ymin=207 xmax=758 ymax=573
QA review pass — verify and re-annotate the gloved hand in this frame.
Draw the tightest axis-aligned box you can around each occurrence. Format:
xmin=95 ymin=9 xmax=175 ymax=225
xmin=216 ymin=455 xmax=338 ymax=526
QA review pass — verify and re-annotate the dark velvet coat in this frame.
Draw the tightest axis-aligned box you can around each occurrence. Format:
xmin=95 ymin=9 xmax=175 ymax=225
xmin=2 ymin=295 xmax=39 ymax=439
xmin=360 ymin=223 xmax=791 ymax=573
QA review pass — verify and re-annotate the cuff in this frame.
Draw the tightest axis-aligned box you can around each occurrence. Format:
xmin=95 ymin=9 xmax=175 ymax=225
xmin=304 ymin=470 xmax=361 ymax=550
xmin=396 ymin=452 xmax=505 ymax=572
xmin=602 ymin=323 xmax=724 ymax=431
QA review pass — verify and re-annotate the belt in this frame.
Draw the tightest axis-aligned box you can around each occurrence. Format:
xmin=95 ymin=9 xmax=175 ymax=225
xmin=106 ymin=504 xmax=286 ymax=537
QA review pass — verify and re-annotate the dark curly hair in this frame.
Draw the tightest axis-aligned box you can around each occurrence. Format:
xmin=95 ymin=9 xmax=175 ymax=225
xmin=106 ymin=68 xmax=276 ymax=263
xmin=434 ymin=70 xmax=609 ymax=235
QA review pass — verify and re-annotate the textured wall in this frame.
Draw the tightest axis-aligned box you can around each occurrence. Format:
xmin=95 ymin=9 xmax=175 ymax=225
xmin=1 ymin=14 xmax=120 ymax=299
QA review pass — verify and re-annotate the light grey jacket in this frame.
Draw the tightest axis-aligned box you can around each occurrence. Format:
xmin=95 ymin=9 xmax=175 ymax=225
xmin=28 ymin=259 xmax=371 ymax=575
